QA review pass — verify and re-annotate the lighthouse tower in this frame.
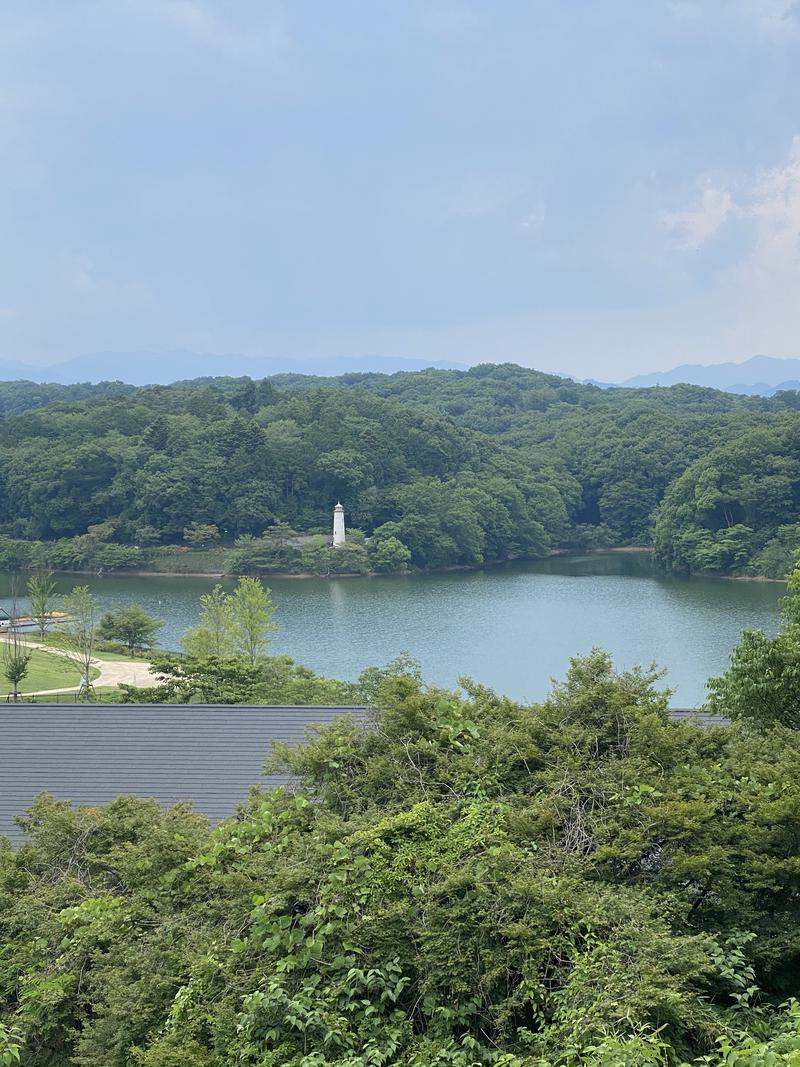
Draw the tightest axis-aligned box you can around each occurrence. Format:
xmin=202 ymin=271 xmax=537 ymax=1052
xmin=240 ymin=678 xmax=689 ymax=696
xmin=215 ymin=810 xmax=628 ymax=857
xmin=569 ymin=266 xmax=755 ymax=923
xmin=332 ymin=502 xmax=346 ymax=547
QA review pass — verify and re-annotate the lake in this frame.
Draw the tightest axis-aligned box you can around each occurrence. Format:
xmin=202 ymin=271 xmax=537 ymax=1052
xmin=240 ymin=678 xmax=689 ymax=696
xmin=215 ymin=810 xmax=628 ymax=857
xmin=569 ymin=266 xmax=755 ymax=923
xmin=0 ymin=554 xmax=785 ymax=706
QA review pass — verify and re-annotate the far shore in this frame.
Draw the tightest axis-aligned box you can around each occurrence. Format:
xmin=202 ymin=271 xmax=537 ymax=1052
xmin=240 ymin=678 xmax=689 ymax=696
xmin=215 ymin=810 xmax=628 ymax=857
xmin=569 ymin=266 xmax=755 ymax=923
xmin=720 ymin=573 xmax=788 ymax=584
xmin=3 ymin=544 xmax=788 ymax=583
xmin=32 ymin=547 xmax=653 ymax=582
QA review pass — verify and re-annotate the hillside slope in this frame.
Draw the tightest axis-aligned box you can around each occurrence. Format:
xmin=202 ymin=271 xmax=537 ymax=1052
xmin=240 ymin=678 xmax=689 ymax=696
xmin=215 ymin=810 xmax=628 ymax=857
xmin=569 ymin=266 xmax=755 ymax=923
xmin=1 ymin=366 xmax=799 ymax=576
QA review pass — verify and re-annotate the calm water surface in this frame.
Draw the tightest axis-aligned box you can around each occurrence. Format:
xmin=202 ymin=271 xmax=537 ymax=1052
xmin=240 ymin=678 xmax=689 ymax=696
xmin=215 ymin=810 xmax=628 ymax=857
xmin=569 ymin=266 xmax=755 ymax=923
xmin=0 ymin=554 xmax=784 ymax=706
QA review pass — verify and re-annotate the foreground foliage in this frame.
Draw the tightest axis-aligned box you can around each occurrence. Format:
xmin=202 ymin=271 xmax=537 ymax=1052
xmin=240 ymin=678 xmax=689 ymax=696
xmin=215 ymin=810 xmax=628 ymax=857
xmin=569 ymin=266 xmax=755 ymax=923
xmin=2 ymin=652 xmax=800 ymax=1065
xmin=707 ymin=562 xmax=800 ymax=729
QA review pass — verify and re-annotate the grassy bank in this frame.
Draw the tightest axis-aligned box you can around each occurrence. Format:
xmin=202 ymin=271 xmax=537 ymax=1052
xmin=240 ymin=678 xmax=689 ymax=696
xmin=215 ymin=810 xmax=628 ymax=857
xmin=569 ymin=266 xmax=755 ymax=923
xmin=28 ymin=633 xmax=150 ymax=663
xmin=2 ymin=647 xmax=100 ymax=695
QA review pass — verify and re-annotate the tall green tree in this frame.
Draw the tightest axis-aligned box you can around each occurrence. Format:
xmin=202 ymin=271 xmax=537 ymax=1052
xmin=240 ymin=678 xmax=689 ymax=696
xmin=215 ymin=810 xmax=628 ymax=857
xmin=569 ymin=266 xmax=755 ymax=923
xmin=1 ymin=639 xmax=31 ymax=702
xmin=1 ymin=623 xmax=31 ymax=704
xmin=1 ymin=581 xmax=31 ymax=701
xmin=26 ymin=570 xmax=58 ymax=641
xmin=180 ymin=578 xmax=276 ymax=664
xmin=227 ymin=576 xmax=276 ymax=664
xmin=62 ymin=585 xmax=100 ymax=696
xmin=369 ymin=534 xmax=412 ymax=572
xmin=181 ymin=584 xmax=234 ymax=658
xmin=97 ymin=606 xmax=163 ymax=655
xmin=183 ymin=522 xmax=221 ymax=549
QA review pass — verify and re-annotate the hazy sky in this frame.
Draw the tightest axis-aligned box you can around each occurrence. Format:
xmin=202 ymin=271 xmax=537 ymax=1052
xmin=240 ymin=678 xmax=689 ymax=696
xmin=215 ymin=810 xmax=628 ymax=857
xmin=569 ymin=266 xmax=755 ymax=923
xmin=2 ymin=1 xmax=800 ymax=379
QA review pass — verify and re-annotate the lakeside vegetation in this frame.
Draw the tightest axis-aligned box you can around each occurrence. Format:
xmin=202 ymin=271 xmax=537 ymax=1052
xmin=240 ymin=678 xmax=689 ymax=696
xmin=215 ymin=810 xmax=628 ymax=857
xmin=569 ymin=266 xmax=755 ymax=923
xmin=2 ymin=365 xmax=800 ymax=578
xmin=1 ymin=576 xmax=154 ymax=699
xmin=4 ymin=567 xmax=800 ymax=1063
xmin=4 ymin=638 xmax=800 ymax=1062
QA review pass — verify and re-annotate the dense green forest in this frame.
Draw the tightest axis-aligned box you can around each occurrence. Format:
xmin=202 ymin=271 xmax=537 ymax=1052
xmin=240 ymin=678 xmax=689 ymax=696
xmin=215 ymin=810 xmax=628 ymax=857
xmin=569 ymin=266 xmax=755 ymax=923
xmin=3 ymin=647 xmax=800 ymax=1065
xmin=1 ymin=364 xmax=800 ymax=576
xmin=0 ymin=379 xmax=133 ymax=418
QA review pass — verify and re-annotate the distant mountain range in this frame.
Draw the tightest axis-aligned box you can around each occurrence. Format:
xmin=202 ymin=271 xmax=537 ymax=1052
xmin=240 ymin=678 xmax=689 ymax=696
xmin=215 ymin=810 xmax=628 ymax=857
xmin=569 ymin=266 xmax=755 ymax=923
xmin=0 ymin=352 xmax=467 ymax=386
xmin=2 ymin=350 xmax=800 ymax=396
xmin=0 ymin=359 xmax=43 ymax=379
xmin=621 ymin=355 xmax=800 ymax=396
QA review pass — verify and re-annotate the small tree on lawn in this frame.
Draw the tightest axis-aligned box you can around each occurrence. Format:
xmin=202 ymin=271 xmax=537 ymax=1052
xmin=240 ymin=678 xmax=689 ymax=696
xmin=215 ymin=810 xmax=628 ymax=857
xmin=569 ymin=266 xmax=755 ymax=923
xmin=27 ymin=570 xmax=58 ymax=641
xmin=97 ymin=606 xmax=164 ymax=655
xmin=2 ymin=625 xmax=31 ymax=703
xmin=2 ymin=639 xmax=31 ymax=702
xmin=62 ymin=586 xmax=99 ymax=697
xmin=2 ymin=582 xmax=32 ymax=701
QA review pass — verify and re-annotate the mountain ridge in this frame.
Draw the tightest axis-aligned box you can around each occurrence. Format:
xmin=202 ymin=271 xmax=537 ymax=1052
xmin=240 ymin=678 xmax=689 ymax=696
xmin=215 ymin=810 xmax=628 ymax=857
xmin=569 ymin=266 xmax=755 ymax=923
xmin=0 ymin=351 xmax=468 ymax=386
xmin=622 ymin=355 xmax=800 ymax=394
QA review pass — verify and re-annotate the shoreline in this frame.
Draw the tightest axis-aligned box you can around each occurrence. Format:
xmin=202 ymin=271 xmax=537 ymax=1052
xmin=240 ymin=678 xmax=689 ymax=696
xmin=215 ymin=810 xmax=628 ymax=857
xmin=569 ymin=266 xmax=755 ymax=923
xmin=44 ymin=560 xmax=531 ymax=581
xmin=3 ymin=544 xmax=787 ymax=583
xmin=19 ymin=546 xmax=657 ymax=582
xmin=31 ymin=548 xmax=641 ymax=581
xmin=719 ymin=573 xmax=788 ymax=584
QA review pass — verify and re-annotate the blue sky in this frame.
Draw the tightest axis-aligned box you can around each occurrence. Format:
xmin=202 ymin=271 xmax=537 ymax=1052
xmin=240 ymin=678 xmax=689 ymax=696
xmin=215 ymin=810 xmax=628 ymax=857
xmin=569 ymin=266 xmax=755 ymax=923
xmin=2 ymin=1 xmax=800 ymax=379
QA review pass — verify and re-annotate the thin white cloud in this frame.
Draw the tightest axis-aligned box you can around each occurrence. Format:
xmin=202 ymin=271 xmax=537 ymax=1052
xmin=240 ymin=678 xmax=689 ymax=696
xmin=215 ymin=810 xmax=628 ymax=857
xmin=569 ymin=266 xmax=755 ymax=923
xmin=0 ymin=14 xmax=45 ymax=50
xmin=668 ymin=0 xmax=800 ymax=33
xmin=137 ymin=174 xmax=237 ymax=221
xmin=520 ymin=205 xmax=545 ymax=232
xmin=663 ymin=183 xmax=733 ymax=250
xmin=388 ymin=172 xmax=542 ymax=229
xmin=665 ymin=136 xmax=800 ymax=362
xmin=748 ymin=0 xmax=800 ymax=21
xmin=739 ymin=0 xmax=800 ymax=32
xmin=445 ymin=173 xmax=523 ymax=219
xmin=121 ymin=0 xmax=289 ymax=57
xmin=666 ymin=138 xmax=800 ymax=260
xmin=58 ymin=253 xmax=155 ymax=313
xmin=730 ymin=136 xmax=800 ymax=286
xmin=156 ymin=0 xmax=252 ymax=50
xmin=421 ymin=6 xmax=489 ymax=37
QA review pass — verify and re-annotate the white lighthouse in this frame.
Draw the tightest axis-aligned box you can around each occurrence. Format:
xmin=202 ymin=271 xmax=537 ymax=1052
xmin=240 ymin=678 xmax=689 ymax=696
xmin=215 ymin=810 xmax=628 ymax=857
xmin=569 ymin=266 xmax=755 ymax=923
xmin=332 ymin=502 xmax=346 ymax=547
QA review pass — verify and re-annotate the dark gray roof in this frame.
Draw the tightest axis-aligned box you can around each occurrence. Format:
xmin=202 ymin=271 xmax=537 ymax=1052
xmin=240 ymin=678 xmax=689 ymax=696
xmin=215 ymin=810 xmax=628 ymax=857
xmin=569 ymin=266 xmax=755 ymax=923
xmin=1 ymin=704 xmax=365 ymax=845
xmin=2 ymin=703 xmax=729 ymax=846
xmin=669 ymin=709 xmax=731 ymax=727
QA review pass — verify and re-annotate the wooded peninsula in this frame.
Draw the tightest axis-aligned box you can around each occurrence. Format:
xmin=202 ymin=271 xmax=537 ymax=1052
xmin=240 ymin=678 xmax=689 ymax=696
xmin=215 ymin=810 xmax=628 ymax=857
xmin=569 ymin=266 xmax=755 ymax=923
xmin=0 ymin=364 xmax=798 ymax=579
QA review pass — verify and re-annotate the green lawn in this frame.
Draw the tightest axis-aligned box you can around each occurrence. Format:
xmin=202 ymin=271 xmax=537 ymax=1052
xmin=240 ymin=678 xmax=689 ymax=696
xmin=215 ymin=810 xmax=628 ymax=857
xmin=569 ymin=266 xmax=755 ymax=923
xmin=22 ymin=634 xmax=149 ymax=664
xmin=2 ymin=648 xmax=99 ymax=695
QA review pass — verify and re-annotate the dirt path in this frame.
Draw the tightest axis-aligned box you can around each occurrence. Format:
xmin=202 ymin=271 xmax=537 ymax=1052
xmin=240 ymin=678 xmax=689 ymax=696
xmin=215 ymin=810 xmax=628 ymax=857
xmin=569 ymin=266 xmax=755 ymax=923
xmin=2 ymin=636 xmax=159 ymax=696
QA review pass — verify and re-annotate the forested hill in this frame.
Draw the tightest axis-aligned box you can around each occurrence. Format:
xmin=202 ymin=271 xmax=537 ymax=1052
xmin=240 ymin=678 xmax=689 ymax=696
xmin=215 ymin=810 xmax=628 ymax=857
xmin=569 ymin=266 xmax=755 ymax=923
xmin=0 ymin=379 xmax=134 ymax=418
xmin=1 ymin=364 xmax=800 ymax=577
